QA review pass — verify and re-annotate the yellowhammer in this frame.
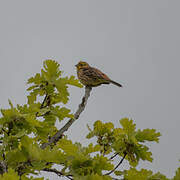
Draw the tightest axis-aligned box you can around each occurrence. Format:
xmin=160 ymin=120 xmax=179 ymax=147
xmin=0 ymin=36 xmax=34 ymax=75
xmin=75 ymin=61 xmax=122 ymax=87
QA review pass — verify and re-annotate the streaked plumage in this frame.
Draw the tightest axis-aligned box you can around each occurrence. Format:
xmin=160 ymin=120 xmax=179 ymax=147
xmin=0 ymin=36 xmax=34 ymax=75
xmin=75 ymin=61 xmax=122 ymax=87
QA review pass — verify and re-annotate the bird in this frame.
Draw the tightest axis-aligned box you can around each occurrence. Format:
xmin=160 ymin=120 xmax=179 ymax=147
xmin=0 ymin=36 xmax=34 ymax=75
xmin=75 ymin=61 xmax=122 ymax=87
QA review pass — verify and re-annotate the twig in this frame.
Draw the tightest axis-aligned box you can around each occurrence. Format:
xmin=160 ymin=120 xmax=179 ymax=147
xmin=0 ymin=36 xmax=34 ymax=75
xmin=105 ymin=153 xmax=127 ymax=176
xmin=41 ymin=86 xmax=92 ymax=149
xmin=36 ymin=94 xmax=49 ymax=117
xmin=40 ymin=94 xmax=48 ymax=109
xmin=42 ymin=168 xmax=73 ymax=180
xmin=2 ymin=128 xmax=8 ymax=135
xmin=110 ymin=153 xmax=119 ymax=160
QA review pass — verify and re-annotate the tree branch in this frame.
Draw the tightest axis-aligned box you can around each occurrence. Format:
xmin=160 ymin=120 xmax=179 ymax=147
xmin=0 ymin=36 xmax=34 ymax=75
xmin=41 ymin=86 xmax=92 ymax=149
xmin=42 ymin=168 xmax=73 ymax=180
xmin=105 ymin=153 xmax=127 ymax=176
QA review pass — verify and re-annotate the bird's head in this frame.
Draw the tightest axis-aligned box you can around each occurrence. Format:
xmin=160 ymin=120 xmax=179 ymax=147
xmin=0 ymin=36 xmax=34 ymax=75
xmin=75 ymin=61 xmax=90 ymax=70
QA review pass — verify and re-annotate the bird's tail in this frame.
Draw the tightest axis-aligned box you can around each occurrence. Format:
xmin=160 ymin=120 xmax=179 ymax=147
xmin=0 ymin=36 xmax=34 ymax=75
xmin=110 ymin=80 xmax=122 ymax=87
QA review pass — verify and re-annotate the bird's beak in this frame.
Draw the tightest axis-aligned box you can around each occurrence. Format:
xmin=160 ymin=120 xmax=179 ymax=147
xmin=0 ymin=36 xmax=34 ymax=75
xmin=75 ymin=64 xmax=78 ymax=67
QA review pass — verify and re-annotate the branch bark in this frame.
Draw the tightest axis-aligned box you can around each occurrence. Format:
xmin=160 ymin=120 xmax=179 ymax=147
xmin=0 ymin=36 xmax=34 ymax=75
xmin=41 ymin=86 xmax=92 ymax=149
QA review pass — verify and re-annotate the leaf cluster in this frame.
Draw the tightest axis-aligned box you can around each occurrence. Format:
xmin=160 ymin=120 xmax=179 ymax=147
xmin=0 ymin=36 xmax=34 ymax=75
xmin=87 ymin=118 xmax=161 ymax=166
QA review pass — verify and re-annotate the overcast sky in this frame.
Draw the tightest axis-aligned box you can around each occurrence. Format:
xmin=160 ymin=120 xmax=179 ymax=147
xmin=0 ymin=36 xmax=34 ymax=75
xmin=0 ymin=0 xmax=180 ymax=179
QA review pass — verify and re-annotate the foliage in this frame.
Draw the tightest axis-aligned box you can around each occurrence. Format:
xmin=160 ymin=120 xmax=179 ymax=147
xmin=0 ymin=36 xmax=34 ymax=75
xmin=87 ymin=118 xmax=161 ymax=166
xmin=0 ymin=60 xmax=179 ymax=180
xmin=173 ymin=167 xmax=180 ymax=180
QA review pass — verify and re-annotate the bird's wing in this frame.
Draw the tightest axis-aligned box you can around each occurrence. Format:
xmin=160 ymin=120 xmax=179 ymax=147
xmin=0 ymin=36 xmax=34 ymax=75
xmin=81 ymin=67 xmax=110 ymax=81
xmin=92 ymin=67 xmax=111 ymax=81
xmin=82 ymin=67 xmax=110 ymax=82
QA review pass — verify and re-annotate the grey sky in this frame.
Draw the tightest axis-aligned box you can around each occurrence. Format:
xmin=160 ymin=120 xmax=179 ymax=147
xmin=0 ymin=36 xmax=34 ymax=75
xmin=0 ymin=0 xmax=180 ymax=179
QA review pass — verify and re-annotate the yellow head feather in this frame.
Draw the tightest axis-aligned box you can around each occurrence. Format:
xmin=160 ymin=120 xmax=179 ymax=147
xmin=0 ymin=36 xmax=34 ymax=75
xmin=75 ymin=61 xmax=90 ymax=70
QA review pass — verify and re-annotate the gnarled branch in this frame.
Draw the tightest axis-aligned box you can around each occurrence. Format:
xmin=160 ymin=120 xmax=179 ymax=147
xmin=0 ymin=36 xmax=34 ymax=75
xmin=41 ymin=86 xmax=92 ymax=149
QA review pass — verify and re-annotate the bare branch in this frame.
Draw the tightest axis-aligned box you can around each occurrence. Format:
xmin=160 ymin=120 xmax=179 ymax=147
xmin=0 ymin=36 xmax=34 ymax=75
xmin=105 ymin=153 xmax=127 ymax=176
xmin=41 ymin=86 xmax=92 ymax=149
xmin=42 ymin=168 xmax=73 ymax=180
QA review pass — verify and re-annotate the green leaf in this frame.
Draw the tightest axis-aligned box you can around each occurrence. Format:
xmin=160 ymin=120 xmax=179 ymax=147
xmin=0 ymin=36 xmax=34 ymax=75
xmin=1 ymin=107 xmax=19 ymax=121
xmin=1 ymin=168 xmax=19 ymax=180
xmin=136 ymin=129 xmax=161 ymax=143
xmin=57 ymin=139 xmax=79 ymax=156
xmin=41 ymin=59 xmax=61 ymax=82
xmin=27 ymin=89 xmax=40 ymax=104
xmin=27 ymin=73 xmax=43 ymax=85
xmin=71 ymin=158 xmax=94 ymax=176
xmin=38 ymin=107 xmax=51 ymax=116
xmin=114 ymin=170 xmax=123 ymax=176
xmin=92 ymin=154 xmax=114 ymax=174
xmin=124 ymin=168 xmax=153 ymax=180
xmin=134 ymin=144 xmax=153 ymax=163
xmin=12 ymin=129 xmax=26 ymax=138
xmin=55 ymin=78 xmax=70 ymax=104
xmin=25 ymin=114 xmax=40 ymax=127
xmin=74 ymin=174 xmax=112 ymax=180
xmin=84 ymin=144 xmax=101 ymax=154
xmin=17 ymin=103 xmax=41 ymax=115
xmin=19 ymin=136 xmax=65 ymax=164
xmin=43 ymin=114 xmax=56 ymax=126
xmin=67 ymin=75 xmax=83 ymax=88
xmin=51 ymin=106 xmax=73 ymax=122
xmin=6 ymin=149 xmax=28 ymax=167
xmin=93 ymin=121 xmax=114 ymax=136
xmin=8 ymin=99 xmax=14 ymax=109
xmin=150 ymin=172 xmax=169 ymax=180
xmin=31 ymin=161 xmax=47 ymax=171
xmin=120 ymin=118 xmax=136 ymax=138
